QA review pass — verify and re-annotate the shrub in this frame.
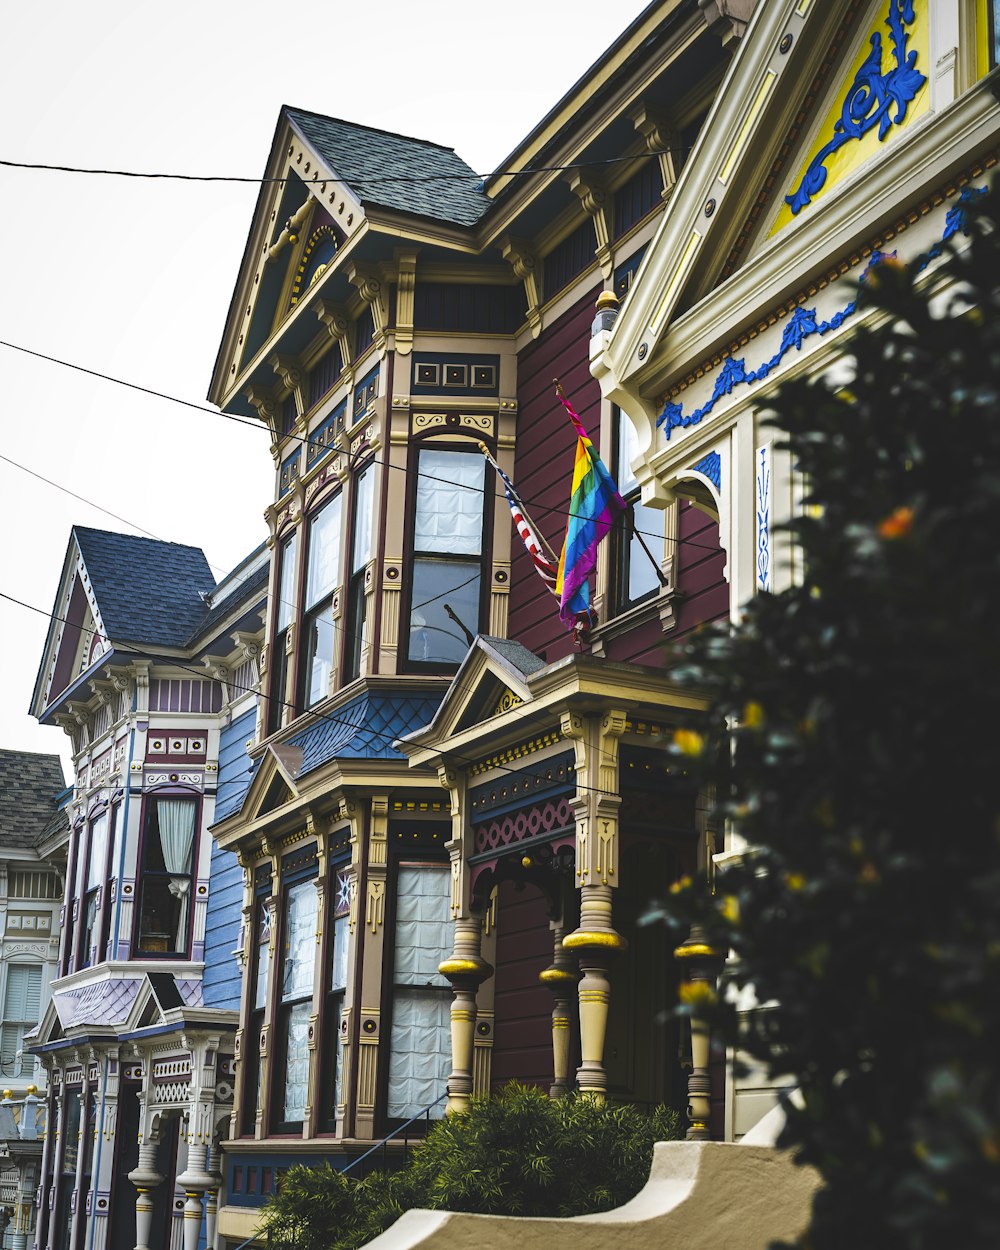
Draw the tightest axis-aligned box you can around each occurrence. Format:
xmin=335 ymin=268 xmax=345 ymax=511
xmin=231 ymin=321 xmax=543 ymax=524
xmin=259 ymin=1084 xmax=682 ymax=1249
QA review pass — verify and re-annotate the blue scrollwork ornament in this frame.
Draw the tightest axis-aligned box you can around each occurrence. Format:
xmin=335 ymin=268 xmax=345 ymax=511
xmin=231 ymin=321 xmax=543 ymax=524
xmin=785 ymin=0 xmax=925 ymax=216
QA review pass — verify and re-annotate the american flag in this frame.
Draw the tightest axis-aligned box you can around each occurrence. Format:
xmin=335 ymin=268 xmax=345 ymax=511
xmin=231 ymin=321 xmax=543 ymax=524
xmin=477 ymin=443 xmax=558 ymax=592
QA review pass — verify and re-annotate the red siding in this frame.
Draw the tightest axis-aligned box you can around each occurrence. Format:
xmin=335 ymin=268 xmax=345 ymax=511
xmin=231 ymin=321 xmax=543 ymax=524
xmin=490 ymin=881 xmax=555 ymax=1090
xmin=509 ymin=285 xmax=603 ymax=663
xmin=675 ymin=502 xmax=729 ymax=636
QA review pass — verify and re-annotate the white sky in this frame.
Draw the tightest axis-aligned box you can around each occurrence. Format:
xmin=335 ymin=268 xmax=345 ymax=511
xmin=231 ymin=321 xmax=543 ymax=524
xmin=0 ymin=0 xmax=652 ymax=777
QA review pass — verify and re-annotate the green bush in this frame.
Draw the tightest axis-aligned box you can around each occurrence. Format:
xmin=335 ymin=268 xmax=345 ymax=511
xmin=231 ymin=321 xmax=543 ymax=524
xmin=650 ymin=186 xmax=1000 ymax=1248
xmin=259 ymin=1084 xmax=682 ymax=1249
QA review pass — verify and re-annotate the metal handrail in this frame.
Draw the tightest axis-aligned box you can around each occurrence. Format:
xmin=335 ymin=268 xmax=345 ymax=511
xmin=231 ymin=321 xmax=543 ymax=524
xmin=340 ymin=1093 xmax=447 ymax=1175
xmin=224 ymin=1093 xmax=447 ymax=1248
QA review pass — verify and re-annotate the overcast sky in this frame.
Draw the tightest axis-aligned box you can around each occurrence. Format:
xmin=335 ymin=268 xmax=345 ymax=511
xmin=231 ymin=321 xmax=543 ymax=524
xmin=0 ymin=0 xmax=653 ymax=777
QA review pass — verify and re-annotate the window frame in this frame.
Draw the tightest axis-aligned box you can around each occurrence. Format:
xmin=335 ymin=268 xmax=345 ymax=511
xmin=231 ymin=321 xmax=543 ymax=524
xmin=270 ymin=863 xmax=320 ymax=1135
xmin=612 ymin=407 xmax=667 ymax=615
xmin=403 ymin=441 xmax=489 ymax=672
xmin=78 ymin=806 xmax=114 ymax=969
xmin=240 ymin=885 xmax=272 ymax=1138
xmin=133 ymin=791 xmax=199 ymax=959
xmin=298 ymin=488 xmax=344 ymax=711
xmin=268 ymin=527 xmax=300 ymax=735
xmin=319 ymin=861 xmax=353 ymax=1133
xmin=343 ymin=459 xmax=376 ymax=683
xmin=378 ymin=853 xmax=452 ymax=1132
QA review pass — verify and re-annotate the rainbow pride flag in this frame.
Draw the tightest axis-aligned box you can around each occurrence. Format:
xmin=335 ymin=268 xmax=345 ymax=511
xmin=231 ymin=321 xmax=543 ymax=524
xmin=554 ymin=388 xmax=627 ymax=628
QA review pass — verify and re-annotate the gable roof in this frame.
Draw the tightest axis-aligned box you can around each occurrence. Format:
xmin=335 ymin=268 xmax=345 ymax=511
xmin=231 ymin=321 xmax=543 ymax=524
xmin=73 ymin=526 xmax=214 ymax=649
xmin=0 ymin=750 xmax=67 ymax=850
xmin=285 ymin=106 xmax=490 ymax=228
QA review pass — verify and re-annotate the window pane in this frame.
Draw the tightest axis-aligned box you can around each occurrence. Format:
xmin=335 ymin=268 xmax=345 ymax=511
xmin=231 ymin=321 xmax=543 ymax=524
xmin=303 ymin=605 xmax=335 ymax=707
xmin=62 ymin=1093 xmax=81 ymax=1173
xmin=387 ymin=991 xmax=450 ymax=1119
xmin=331 ymin=914 xmax=349 ymax=993
xmin=281 ymin=1000 xmax=311 ymax=1123
xmin=276 ymin=532 xmax=298 ymax=631
xmin=282 ymin=880 xmax=318 ymax=1002
xmin=87 ymin=813 xmax=109 ymax=890
xmin=408 ymin=560 xmax=479 ymax=664
xmin=628 ymin=501 xmax=665 ymax=603
xmin=414 ymin=451 xmax=484 ymax=555
xmin=393 ymin=865 xmax=451 ymax=986
xmin=254 ymin=902 xmax=272 ymax=1011
xmin=305 ymin=494 xmax=343 ymax=608
xmin=351 ymin=464 xmax=375 ymax=575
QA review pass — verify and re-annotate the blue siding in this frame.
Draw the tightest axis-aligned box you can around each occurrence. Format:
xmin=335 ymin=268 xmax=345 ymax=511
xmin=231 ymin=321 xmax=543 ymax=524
xmin=203 ymin=710 xmax=255 ymax=1009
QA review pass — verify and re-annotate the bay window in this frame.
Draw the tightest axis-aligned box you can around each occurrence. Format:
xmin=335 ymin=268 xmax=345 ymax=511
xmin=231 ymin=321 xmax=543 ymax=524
xmin=136 ymin=796 xmax=197 ymax=956
xmin=386 ymin=862 xmax=452 ymax=1120
xmin=300 ymin=492 xmax=342 ymax=708
xmin=274 ymin=876 xmax=318 ymax=1130
xmin=268 ymin=530 xmax=299 ymax=734
xmin=345 ymin=462 xmax=375 ymax=682
xmin=407 ymin=447 xmax=485 ymax=666
xmin=614 ymin=410 xmax=666 ymax=611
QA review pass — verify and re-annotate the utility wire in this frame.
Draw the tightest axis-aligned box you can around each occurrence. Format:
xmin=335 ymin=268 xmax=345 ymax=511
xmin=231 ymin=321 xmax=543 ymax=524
xmin=0 ymin=147 xmax=685 ymax=187
xmin=0 ymin=339 xmax=724 ymax=555
xmin=2 ymin=589 xmax=690 ymax=798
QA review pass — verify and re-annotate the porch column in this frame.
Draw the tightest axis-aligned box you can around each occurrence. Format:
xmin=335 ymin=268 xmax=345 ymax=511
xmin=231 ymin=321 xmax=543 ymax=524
xmin=539 ymin=913 xmax=578 ymax=1098
xmin=204 ymin=1144 xmax=221 ymax=1250
xmin=675 ymin=925 xmax=723 ymax=1140
xmin=438 ymin=766 xmax=493 ymax=1115
xmin=128 ymin=1135 xmax=164 ymax=1250
xmin=176 ymin=1141 xmax=214 ymax=1250
xmin=561 ymin=711 xmax=628 ymax=1102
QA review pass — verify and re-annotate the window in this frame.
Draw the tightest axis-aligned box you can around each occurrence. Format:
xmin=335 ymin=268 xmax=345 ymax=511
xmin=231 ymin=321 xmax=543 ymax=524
xmin=614 ymin=410 xmax=666 ymax=610
xmin=136 ymin=796 xmax=197 ymax=956
xmin=241 ymin=894 xmax=271 ymax=1135
xmin=274 ymin=877 xmax=318 ymax=1130
xmin=81 ymin=810 xmax=110 ymax=967
xmin=322 ymin=868 xmax=352 ymax=1129
xmin=386 ymin=863 xmax=452 ymax=1121
xmin=301 ymin=492 xmax=343 ymax=708
xmin=344 ymin=463 xmax=375 ymax=681
xmin=1 ymin=964 xmax=42 ymax=1080
xmin=407 ymin=448 xmax=485 ymax=666
xmin=268 ymin=530 xmax=299 ymax=734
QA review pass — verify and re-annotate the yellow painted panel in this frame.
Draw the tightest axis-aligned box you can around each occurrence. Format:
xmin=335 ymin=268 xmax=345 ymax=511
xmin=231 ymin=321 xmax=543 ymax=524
xmin=771 ymin=1 xmax=930 ymax=235
xmin=975 ymin=0 xmax=991 ymax=82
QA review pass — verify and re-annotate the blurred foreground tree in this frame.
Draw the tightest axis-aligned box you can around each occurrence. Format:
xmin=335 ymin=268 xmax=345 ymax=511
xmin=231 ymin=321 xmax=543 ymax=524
xmin=654 ymin=186 xmax=1000 ymax=1249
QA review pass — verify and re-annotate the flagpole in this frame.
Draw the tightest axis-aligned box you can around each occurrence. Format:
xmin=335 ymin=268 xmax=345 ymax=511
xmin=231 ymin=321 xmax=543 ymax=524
xmin=475 ymin=441 xmax=562 ymax=575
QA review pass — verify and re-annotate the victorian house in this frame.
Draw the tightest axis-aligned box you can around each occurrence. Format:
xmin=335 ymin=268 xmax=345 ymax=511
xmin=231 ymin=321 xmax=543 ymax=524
xmin=27 ymin=529 xmax=268 ymax=1250
xmin=589 ymin=0 xmax=1000 ymax=1136
xmin=203 ymin=4 xmax=747 ymax=1244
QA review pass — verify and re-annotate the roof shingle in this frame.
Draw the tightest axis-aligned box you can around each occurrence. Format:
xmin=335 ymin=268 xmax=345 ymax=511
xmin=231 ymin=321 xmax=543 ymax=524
xmin=74 ymin=526 xmax=214 ymax=649
xmin=0 ymin=750 xmax=67 ymax=850
xmin=286 ymin=107 xmax=490 ymax=228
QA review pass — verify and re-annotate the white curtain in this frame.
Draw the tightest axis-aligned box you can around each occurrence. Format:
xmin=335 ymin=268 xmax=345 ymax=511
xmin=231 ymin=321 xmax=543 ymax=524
xmin=387 ymin=865 xmax=451 ymax=1118
xmin=414 ymin=451 xmax=484 ymax=554
xmin=157 ymin=799 xmax=195 ymax=948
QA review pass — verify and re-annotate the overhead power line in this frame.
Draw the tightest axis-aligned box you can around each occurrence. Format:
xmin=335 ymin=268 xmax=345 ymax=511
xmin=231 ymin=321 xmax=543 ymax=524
xmin=0 ymin=147 xmax=685 ymax=187
xmin=0 ymin=338 xmax=724 ymax=555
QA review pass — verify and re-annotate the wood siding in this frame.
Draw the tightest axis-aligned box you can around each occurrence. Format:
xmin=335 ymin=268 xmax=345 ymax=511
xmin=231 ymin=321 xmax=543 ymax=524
xmin=509 ymin=285 xmax=603 ymax=664
xmin=490 ymin=880 xmax=556 ymax=1091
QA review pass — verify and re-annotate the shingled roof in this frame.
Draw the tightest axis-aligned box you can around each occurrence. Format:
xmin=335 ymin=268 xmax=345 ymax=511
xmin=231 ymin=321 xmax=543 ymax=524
xmin=286 ymin=107 xmax=490 ymax=228
xmin=0 ymin=750 xmax=67 ymax=850
xmin=74 ymin=527 xmax=215 ymax=649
